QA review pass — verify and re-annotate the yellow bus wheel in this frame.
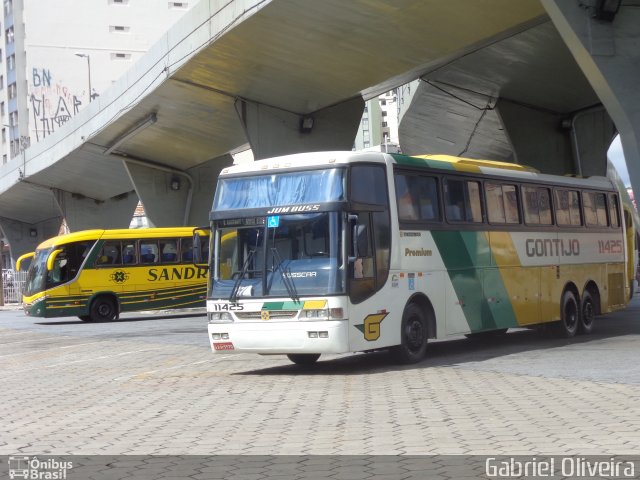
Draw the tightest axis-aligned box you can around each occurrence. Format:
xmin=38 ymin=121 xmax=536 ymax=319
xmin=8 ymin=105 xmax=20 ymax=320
xmin=90 ymin=296 xmax=118 ymax=322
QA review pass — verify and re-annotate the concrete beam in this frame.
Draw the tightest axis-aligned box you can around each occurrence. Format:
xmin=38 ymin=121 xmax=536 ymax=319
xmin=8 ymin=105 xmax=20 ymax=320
xmin=124 ymin=154 xmax=233 ymax=227
xmin=542 ymin=0 xmax=640 ymax=195
xmin=497 ymin=100 xmax=615 ymax=176
xmin=0 ymin=216 xmax=62 ymax=267
xmin=54 ymin=189 xmax=139 ymax=232
xmin=496 ymin=99 xmax=573 ymax=175
xmin=236 ymin=97 xmax=365 ymax=160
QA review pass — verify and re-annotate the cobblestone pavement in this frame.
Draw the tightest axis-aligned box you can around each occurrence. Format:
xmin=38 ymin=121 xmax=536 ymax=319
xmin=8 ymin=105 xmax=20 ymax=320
xmin=1 ymin=299 xmax=640 ymax=457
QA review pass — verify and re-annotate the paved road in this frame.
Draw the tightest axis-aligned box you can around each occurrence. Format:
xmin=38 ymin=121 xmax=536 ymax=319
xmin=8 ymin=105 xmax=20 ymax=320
xmin=1 ymin=299 xmax=640 ymax=456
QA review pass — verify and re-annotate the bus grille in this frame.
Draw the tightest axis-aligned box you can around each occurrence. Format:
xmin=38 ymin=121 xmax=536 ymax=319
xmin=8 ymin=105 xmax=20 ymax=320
xmin=235 ymin=310 xmax=298 ymax=320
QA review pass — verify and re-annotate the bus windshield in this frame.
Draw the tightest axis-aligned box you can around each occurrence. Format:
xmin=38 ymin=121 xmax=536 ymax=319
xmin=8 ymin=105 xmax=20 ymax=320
xmin=24 ymin=248 xmax=51 ymax=297
xmin=214 ymin=168 xmax=345 ymax=211
xmin=24 ymin=240 xmax=96 ymax=297
xmin=212 ymin=212 xmax=345 ymax=299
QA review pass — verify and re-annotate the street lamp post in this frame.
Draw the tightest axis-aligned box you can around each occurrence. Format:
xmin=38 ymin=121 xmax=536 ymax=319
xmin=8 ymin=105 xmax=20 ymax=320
xmin=75 ymin=53 xmax=92 ymax=102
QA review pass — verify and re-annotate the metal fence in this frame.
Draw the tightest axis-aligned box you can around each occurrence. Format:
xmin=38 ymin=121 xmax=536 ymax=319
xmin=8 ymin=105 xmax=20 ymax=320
xmin=2 ymin=270 xmax=26 ymax=304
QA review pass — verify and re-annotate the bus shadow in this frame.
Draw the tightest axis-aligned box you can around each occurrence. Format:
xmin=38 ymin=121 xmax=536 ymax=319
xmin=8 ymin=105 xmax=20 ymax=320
xmin=236 ymin=308 xmax=640 ymax=376
xmin=35 ymin=312 xmax=206 ymax=325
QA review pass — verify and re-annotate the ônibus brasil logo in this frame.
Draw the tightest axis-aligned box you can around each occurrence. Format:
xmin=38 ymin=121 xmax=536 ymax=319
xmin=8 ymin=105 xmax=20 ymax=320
xmin=8 ymin=456 xmax=73 ymax=479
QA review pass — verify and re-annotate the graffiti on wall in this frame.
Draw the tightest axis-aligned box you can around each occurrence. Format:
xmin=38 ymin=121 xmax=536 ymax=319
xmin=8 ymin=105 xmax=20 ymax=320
xmin=29 ymin=67 xmax=84 ymax=141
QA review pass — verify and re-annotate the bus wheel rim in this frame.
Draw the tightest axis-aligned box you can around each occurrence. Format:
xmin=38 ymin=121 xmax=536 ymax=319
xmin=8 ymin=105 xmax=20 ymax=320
xmin=406 ymin=318 xmax=424 ymax=351
xmin=565 ymin=300 xmax=578 ymax=330
xmin=583 ymin=301 xmax=594 ymax=326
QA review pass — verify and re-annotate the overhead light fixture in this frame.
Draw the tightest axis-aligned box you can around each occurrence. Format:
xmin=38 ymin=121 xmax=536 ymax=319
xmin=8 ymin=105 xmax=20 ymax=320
xmin=593 ymin=0 xmax=621 ymax=21
xmin=29 ymin=228 xmax=37 ymax=237
xmin=103 ymin=113 xmax=157 ymax=155
xmin=299 ymin=116 xmax=314 ymax=134
xmin=170 ymin=176 xmax=181 ymax=191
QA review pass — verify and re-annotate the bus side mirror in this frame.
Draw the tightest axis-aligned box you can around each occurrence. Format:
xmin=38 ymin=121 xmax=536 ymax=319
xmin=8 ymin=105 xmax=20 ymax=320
xmin=16 ymin=252 xmax=35 ymax=271
xmin=348 ymin=214 xmax=359 ymax=263
xmin=47 ymin=249 xmax=63 ymax=271
xmin=192 ymin=226 xmax=211 ymax=266
xmin=193 ymin=233 xmax=203 ymax=265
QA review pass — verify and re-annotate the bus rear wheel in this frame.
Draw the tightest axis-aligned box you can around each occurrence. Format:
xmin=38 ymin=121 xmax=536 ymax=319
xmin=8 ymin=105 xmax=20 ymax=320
xmin=557 ymin=290 xmax=579 ymax=338
xmin=391 ymin=303 xmax=428 ymax=364
xmin=287 ymin=354 xmax=320 ymax=365
xmin=579 ymin=291 xmax=595 ymax=334
xmin=89 ymin=296 xmax=118 ymax=322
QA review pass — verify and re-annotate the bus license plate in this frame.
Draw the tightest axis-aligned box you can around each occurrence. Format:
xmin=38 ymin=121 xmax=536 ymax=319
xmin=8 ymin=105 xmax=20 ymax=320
xmin=213 ymin=342 xmax=235 ymax=351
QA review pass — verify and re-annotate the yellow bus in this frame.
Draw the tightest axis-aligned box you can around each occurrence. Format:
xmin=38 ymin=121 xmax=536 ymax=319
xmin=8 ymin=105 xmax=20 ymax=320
xmin=17 ymin=227 xmax=208 ymax=321
xmin=202 ymin=151 xmax=637 ymax=364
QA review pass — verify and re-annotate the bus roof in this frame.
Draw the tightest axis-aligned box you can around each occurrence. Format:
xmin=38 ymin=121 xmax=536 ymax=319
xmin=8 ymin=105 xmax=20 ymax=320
xmin=36 ymin=227 xmax=202 ymax=250
xmin=222 ymin=151 xmax=614 ymax=191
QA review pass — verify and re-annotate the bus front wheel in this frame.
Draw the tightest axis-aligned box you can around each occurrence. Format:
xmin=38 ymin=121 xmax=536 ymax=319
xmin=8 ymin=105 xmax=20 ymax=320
xmin=391 ymin=303 xmax=428 ymax=364
xmin=287 ymin=353 xmax=320 ymax=365
xmin=90 ymin=296 xmax=118 ymax=322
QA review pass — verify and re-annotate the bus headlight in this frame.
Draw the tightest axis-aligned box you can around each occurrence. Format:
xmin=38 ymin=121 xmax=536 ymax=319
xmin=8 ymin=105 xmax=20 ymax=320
xmin=208 ymin=312 xmax=233 ymax=323
xmin=301 ymin=308 xmax=344 ymax=320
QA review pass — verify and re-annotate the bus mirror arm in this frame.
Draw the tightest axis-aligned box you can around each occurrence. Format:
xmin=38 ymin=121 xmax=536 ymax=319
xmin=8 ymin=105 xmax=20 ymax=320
xmin=47 ymin=249 xmax=63 ymax=271
xmin=16 ymin=252 xmax=35 ymax=271
xmin=348 ymin=214 xmax=359 ymax=263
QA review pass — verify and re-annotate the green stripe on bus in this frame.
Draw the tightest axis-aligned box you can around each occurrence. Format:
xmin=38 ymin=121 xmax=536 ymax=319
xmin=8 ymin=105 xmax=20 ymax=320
xmin=261 ymin=301 xmax=302 ymax=310
xmin=391 ymin=153 xmax=456 ymax=170
xmin=431 ymin=231 xmax=517 ymax=331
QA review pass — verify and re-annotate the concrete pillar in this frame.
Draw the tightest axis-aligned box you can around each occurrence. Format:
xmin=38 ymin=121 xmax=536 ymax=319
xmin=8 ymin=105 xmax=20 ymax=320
xmin=572 ymin=107 xmax=616 ymax=177
xmin=124 ymin=154 xmax=233 ymax=227
xmin=542 ymin=0 xmax=640 ymax=195
xmin=236 ymin=96 xmax=365 ymax=160
xmin=496 ymin=99 xmax=573 ymax=175
xmin=497 ymin=100 xmax=615 ymax=176
xmin=0 ymin=216 xmax=62 ymax=268
xmin=54 ymin=189 xmax=139 ymax=232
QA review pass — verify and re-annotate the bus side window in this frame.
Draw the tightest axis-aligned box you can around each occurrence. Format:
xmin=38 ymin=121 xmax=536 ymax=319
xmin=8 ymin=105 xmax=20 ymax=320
xmin=486 ymin=183 xmax=519 ymax=224
xmin=98 ymin=241 xmax=121 ymax=265
xmin=595 ymin=193 xmax=608 ymax=226
xmin=555 ymin=189 xmax=581 ymax=226
xmin=395 ymin=173 xmax=440 ymax=222
xmin=609 ymin=194 xmax=620 ymax=228
xmin=445 ymin=179 xmax=482 ymax=223
xmin=583 ymin=192 xmax=598 ymax=227
xmin=181 ymin=238 xmax=194 ymax=262
xmin=140 ymin=241 xmax=158 ymax=264
xmin=122 ymin=243 xmax=137 ymax=264
xmin=160 ymin=239 xmax=178 ymax=263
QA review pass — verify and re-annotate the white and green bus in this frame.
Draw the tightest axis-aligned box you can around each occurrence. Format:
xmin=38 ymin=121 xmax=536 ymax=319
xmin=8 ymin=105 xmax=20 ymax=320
xmin=200 ymin=151 xmax=636 ymax=364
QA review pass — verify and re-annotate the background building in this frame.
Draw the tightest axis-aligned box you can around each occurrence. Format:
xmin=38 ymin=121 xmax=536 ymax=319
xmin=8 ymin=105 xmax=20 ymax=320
xmin=0 ymin=0 xmax=194 ymax=164
xmin=353 ymin=89 xmax=400 ymax=153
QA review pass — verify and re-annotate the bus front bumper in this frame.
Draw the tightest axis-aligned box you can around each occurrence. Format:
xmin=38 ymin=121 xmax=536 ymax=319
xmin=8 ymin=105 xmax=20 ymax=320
xmin=208 ymin=320 xmax=350 ymax=354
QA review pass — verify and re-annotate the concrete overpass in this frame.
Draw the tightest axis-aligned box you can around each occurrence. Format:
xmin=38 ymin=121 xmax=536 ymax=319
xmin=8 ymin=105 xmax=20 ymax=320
xmin=0 ymin=0 xmax=639 ymax=260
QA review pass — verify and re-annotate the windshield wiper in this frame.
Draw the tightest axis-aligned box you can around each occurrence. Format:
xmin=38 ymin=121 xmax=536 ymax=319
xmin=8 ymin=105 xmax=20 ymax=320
xmin=270 ymin=247 xmax=299 ymax=302
xmin=229 ymin=249 xmax=255 ymax=302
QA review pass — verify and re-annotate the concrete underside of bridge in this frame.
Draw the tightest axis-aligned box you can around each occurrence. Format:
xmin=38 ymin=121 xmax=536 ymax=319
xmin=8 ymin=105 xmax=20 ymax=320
xmin=398 ymin=18 xmax=616 ymax=178
xmin=0 ymin=0 xmax=638 ymax=261
xmin=399 ymin=1 xmax=640 ymax=193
